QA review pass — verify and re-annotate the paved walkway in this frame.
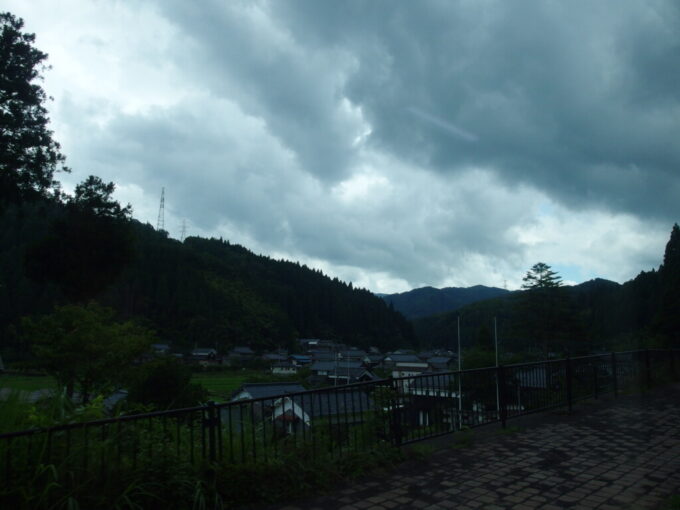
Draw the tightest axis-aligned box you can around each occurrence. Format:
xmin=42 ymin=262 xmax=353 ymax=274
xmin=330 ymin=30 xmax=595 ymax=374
xmin=273 ymin=385 xmax=680 ymax=509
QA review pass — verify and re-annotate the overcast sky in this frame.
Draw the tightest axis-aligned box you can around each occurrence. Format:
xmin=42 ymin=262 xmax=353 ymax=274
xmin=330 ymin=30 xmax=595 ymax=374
xmin=7 ymin=0 xmax=679 ymax=293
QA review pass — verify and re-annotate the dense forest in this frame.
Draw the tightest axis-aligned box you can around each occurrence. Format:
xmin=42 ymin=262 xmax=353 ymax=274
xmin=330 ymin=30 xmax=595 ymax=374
xmin=381 ymin=285 xmax=509 ymax=319
xmin=0 ymin=201 xmax=416 ymax=360
xmin=413 ymin=226 xmax=680 ymax=357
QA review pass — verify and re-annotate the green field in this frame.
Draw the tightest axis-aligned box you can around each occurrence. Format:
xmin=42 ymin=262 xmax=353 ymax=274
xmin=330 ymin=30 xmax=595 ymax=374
xmin=0 ymin=371 xmax=300 ymax=402
xmin=0 ymin=374 xmax=56 ymax=393
xmin=191 ymin=370 xmax=303 ymax=400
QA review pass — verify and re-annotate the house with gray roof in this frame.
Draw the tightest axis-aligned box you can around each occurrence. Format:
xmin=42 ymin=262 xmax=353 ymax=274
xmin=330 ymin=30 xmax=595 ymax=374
xmin=231 ymin=382 xmax=307 ymax=402
xmin=427 ymin=356 xmax=457 ymax=371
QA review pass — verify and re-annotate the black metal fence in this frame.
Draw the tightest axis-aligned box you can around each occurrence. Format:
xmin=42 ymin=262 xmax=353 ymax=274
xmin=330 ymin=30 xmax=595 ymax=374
xmin=1 ymin=349 xmax=677 ymax=482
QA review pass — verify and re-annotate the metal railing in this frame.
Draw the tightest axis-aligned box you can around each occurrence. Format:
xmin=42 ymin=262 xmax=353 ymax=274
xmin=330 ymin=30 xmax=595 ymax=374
xmin=1 ymin=348 xmax=677 ymax=481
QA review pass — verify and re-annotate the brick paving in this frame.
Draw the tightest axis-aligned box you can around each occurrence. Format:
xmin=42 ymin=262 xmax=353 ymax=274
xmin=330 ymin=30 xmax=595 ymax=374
xmin=268 ymin=384 xmax=680 ymax=509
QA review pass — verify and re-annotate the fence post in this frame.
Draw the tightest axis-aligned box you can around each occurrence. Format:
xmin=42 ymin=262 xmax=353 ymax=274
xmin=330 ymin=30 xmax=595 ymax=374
xmin=389 ymin=377 xmax=402 ymax=446
xmin=611 ymin=352 xmax=618 ymax=397
xmin=671 ymin=349 xmax=677 ymax=382
xmin=566 ymin=355 xmax=573 ymax=414
xmin=645 ymin=349 xmax=652 ymax=389
xmin=205 ymin=401 xmax=217 ymax=462
xmin=497 ymin=365 xmax=507 ymax=429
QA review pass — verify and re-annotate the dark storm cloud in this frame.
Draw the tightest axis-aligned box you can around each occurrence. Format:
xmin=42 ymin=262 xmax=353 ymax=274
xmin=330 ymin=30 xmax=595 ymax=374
xmin=168 ymin=0 xmax=680 ymax=221
xmin=20 ymin=0 xmax=674 ymax=291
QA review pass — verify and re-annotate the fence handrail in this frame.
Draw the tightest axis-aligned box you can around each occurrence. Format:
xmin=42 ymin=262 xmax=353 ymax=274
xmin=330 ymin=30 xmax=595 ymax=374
xmin=1 ymin=347 xmax=675 ymax=441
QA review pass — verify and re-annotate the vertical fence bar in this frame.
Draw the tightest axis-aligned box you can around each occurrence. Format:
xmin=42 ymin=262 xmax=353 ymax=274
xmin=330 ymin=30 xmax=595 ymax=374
xmin=227 ymin=405 xmax=234 ymax=463
xmin=497 ymin=365 xmax=507 ymax=428
xmin=566 ymin=356 xmax=573 ymax=414
xmin=239 ymin=404 xmax=245 ymax=464
xmin=612 ymin=352 xmax=618 ymax=397
xmin=390 ymin=377 xmax=402 ymax=446
xmin=250 ymin=402 xmax=257 ymax=463
xmin=645 ymin=349 xmax=652 ymax=389
xmin=261 ymin=399 xmax=268 ymax=462
xmin=206 ymin=401 xmax=217 ymax=462
xmin=671 ymin=349 xmax=677 ymax=382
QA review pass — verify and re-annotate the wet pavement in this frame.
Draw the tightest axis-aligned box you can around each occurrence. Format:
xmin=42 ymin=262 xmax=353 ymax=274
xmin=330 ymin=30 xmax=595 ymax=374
xmin=271 ymin=384 xmax=680 ymax=509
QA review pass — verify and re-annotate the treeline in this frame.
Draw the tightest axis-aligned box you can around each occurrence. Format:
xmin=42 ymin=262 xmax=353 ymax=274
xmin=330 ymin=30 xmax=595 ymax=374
xmin=0 ymin=201 xmax=415 ymax=360
xmin=414 ymin=225 xmax=680 ymax=356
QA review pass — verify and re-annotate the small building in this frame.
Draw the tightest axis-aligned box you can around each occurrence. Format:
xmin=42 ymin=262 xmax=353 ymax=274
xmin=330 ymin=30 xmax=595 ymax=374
xmin=270 ymin=361 xmax=299 ymax=375
xmin=337 ymin=350 xmax=370 ymax=364
xmin=383 ymin=353 xmax=430 ymax=377
xmin=262 ymin=352 xmax=288 ymax=363
xmin=327 ymin=366 xmax=378 ymax=385
xmin=310 ymin=360 xmax=363 ymax=376
xmin=191 ymin=348 xmax=218 ymax=359
xmin=427 ymin=356 xmax=457 ymax=372
xmin=231 ymin=382 xmax=307 ymax=402
xmin=151 ymin=343 xmax=171 ymax=355
xmin=289 ymin=354 xmax=312 ymax=366
xmin=229 ymin=346 xmax=256 ymax=361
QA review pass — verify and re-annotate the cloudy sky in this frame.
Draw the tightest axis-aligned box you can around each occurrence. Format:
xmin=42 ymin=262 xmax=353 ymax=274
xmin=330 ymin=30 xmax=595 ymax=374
xmin=7 ymin=0 xmax=679 ymax=293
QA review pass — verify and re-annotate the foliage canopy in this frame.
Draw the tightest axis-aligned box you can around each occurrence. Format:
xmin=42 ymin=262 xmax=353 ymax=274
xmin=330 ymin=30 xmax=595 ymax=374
xmin=521 ymin=262 xmax=562 ymax=289
xmin=0 ymin=12 xmax=67 ymax=204
xmin=22 ymin=303 xmax=154 ymax=402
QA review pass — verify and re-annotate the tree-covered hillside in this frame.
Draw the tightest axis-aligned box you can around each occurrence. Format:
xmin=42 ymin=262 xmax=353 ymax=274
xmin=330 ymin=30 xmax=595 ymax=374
xmin=413 ymin=228 xmax=679 ymax=356
xmin=0 ymin=203 xmax=415 ymax=360
xmin=381 ymin=285 xmax=509 ymax=319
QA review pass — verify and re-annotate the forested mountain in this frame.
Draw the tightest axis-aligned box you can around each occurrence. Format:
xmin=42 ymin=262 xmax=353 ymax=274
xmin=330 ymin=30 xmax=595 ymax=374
xmin=381 ymin=285 xmax=510 ymax=319
xmin=412 ymin=231 xmax=679 ymax=357
xmin=0 ymin=200 xmax=415 ymax=361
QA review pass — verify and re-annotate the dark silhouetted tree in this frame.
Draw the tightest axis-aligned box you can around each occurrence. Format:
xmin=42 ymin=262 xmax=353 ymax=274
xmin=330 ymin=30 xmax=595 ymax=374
xmin=24 ymin=176 xmax=134 ymax=301
xmin=655 ymin=224 xmax=680 ymax=347
xmin=521 ymin=262 xmax=562 ymax=289
xmin=0 ymin=12 xmax=68 ymax=204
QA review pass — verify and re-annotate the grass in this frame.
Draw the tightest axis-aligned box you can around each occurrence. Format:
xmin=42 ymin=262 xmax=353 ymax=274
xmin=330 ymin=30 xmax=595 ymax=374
xmin=191 ymin=369 xmax=303 ymax=400
xmin=0 ymin=369 xmax=299 ymax=402
xmin=662 ymin=495 xmax=680 ymax=510
xmin=0 ymin=373 xmax=56 ymax=393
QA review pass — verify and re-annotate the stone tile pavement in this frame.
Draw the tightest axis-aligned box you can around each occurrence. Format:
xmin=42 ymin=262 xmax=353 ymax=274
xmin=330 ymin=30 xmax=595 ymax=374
xmin=268 ymin=384 xmax=680 ymax=509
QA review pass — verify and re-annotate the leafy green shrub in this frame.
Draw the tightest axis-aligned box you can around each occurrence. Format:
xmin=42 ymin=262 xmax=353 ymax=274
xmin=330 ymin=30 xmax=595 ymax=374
xmin=127 ymin=357 xmax=208 ymax=410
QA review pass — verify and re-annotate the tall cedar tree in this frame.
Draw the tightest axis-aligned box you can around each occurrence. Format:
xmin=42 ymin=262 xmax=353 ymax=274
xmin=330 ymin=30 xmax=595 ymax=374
xmin=0 ymin=12 xmax=67 ymax=204
xmin=655 ymin=224 xmax=680 ymax=346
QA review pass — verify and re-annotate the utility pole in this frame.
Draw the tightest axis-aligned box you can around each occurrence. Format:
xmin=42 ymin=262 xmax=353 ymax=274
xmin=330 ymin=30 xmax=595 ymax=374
xmin=457 ymin=315 xmax=462 ymax=429
xmin=495 ymin=316 xmax=500 ymax=418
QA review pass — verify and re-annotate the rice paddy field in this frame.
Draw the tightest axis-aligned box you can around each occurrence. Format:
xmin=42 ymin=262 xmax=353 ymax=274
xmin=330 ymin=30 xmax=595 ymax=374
xmin=191 ymin=370 xmax=302 ymax=400
xmin=0 ymin=370 xmax=301 ymax=402
xmin=0 ymin=373 xmax=55 ymax=393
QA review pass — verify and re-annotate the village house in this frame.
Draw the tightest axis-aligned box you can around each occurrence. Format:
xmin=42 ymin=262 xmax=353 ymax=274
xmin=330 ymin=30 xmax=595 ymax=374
xmin=383 ymin=353 xmax=430 ymax=378
xmin=190 ymin=348 xmax=222 ymax=367
xmin=270 ymin=361 xmax=298 ymax=375
xmin=228 ymin=346 xmax=256 ymax=362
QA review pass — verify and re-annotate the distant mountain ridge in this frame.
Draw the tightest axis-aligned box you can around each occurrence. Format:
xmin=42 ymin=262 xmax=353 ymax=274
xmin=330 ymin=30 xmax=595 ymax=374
xmin=381 ymin=285 xmax=510 ymax=319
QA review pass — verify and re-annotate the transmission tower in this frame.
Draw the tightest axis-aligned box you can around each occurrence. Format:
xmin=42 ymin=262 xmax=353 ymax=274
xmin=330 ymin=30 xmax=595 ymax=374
xmin=180 ymin=219 xmax=187 ymax=242
xmin=156 ymin=187 xmax=165 ymax=232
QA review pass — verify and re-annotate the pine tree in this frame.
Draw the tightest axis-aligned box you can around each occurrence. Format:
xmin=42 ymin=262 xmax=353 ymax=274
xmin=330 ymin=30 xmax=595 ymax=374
xmin=521 ymin=262 xmax=562 ymax=289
